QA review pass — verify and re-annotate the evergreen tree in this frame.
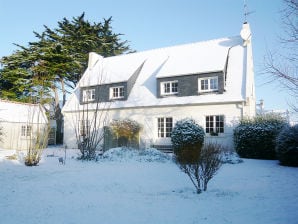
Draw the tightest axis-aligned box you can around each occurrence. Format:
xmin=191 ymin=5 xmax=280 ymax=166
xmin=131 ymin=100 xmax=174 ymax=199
xmin=0 ymin=13 xmax=131 ymax=143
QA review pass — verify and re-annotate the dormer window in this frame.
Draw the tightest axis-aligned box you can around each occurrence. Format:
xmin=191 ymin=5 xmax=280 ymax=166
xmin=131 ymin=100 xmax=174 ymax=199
xmin=161 ymin=80 xmax=178 ymax=96
xmin=110 ymin=86 xmax=125 ymax=99
xmin=82 ymin=89 xmax=95 ymax=102
xmin=198 ymin=77 xmax=218 ymax=93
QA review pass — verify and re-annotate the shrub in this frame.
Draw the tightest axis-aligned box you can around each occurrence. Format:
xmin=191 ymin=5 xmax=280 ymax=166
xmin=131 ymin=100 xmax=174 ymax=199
xmin=275 ymin=124 xmax=298 ymax=166
xmin=177 ymin=142 xmax=222 ymax=194
xmin=234 ymin=114 xmax=287 ymax=159
xmin=171 ymin=118 xmax=205 ymax=163
xmin=109 ymin=119 xmax=142 ymax=147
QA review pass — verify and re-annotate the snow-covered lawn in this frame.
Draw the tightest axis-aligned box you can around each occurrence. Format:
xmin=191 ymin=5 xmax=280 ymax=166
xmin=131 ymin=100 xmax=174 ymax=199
xmin=0 ymin=147 xmax=297 ymax=224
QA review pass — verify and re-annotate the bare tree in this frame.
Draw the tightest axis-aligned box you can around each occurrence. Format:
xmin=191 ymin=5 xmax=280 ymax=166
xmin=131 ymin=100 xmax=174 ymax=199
xmin=264 ymin=0 xmax=298 ymax=112
xmin=70 ymin=63 xmax=111 ymax=160
xmin=24 ymin=104 xmax=49 ymax=166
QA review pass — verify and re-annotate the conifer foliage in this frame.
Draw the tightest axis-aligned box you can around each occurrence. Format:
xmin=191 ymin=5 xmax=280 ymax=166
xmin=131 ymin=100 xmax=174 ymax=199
xmin=275 ymin=124 xmax=298 ymax=166
xmin=0 ymin=13 xmax=131 ymax=143
xmin=234 ymin=114 xmax=288 ymax=159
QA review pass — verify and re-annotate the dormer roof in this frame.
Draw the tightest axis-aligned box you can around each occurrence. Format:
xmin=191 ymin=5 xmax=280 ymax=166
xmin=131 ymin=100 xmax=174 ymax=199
xmin=63 ymin=35 xmax=249 ymax=112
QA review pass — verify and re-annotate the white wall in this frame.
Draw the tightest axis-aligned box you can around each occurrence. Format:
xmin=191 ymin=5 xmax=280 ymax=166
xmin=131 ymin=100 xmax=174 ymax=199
xmin=0 ymin=122 xmax=48 ymax=150
xmin=63 ymin=102 xmax=243 ymax=150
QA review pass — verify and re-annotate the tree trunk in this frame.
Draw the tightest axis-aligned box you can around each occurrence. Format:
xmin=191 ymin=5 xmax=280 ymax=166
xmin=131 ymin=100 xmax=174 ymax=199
xmin=53 ymin=86 xmax=63 ymax=144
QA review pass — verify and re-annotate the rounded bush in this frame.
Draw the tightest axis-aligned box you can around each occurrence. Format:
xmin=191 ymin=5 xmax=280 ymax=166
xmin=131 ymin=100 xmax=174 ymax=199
xmin=233 ymin=114 xmax=287 ymax=159
xmin=171 ymin=118 xmax=205 ymax=163
xmin=275 ymin=124 xmax=298 ymax=166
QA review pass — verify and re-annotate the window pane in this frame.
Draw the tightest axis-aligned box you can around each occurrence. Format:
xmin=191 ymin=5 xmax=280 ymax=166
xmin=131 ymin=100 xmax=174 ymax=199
xmin=21 ymin=126 xmax=26 ymax=136
xmin=210 ymin=78 xmax=218 ymax=90
xmin=165 ymin=118 xmax=173 ymax=137
xmin=26 ymin=126 xmax=31 ymax=136
xmin=172 ymin=82 xmax=178 ymax=93
xmin=158 ymin=118 xmax=164 ymax=138
xmin=91 ymin=89 xmax=95 ymax=99
xmin=165 ymin=83 xmax=170 ymax=93
xmin=119 ymin=87 xmax=124 ymax=97
xmin=201 ymin=79 xmax=208 ymax=90
xmin=158 ymin=117 xmax=172 ymax=138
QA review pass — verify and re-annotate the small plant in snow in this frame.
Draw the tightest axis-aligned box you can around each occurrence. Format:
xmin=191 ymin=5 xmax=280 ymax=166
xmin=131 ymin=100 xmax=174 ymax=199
xmin=275 ymin=124 xmax=298 ymax=167
xmin=177 ymin=142 xmax=222 ymax=194
xmin=171 ymin=119 xmax=222 ymax=194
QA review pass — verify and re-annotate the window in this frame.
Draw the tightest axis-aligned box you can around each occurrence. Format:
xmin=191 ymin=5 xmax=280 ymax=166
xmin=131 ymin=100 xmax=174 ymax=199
xmin=198 ymin=77 xmax=218 ymax=92
xmin=80 ymin=120 xmax=90 ymax=136
xmin=161 ymin=81 xmax=178 ymax=95
xmin=21 ymin=125 xmax=32 ymax=137
xmin=82 ymin=89 xmax=95 ymax=102
xmin=110 ymin=86 xmax=125 ymax=99
xmin=158 ymin=117 xmax=173 ymax=138
xmin=205 ymin=115 xmax=224 ymax=134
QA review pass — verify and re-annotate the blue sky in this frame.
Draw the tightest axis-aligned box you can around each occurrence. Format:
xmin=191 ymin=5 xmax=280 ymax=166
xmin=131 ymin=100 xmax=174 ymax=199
xmin=0 ymin=0 xmax=291 ymax=112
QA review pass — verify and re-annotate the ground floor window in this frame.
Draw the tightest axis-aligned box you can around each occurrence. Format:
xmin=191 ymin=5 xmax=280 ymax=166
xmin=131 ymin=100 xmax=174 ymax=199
xmin=80 ymin=120 xmax=90 ymax=137
xmin=21 ymin=125 xmax=32 ymax=137
xmin=205 ymin=115 xmax=224 ymax=134
xmin=158 ymin=117 xmax=173 ymax=138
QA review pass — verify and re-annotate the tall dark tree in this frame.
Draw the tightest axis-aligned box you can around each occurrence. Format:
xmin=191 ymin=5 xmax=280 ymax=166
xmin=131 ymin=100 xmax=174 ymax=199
xmin=0 ymin=13 xmax=131 ymax=143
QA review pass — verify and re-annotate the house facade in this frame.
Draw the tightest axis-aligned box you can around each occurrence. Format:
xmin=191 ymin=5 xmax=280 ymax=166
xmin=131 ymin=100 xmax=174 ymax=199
xmin=0 ymin=100 xmax=49 ymax=150
xmin=62 ymin=23 xmax=256 ymax=151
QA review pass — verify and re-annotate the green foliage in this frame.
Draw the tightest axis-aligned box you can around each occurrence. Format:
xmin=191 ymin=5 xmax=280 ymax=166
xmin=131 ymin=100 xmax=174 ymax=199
xmin=275 ymin=124 xmax=298 ymax=167
xmin=234 ymin=113 xmax=288 ymax=159
xmin=171 ymin=118 xmax=205 ymax=152
xmin=109 ymin=119 xmax=141 ymax=147
xmin=0 ymin=13 xmax=131 ymax=104
xmin=110 ymin=119 xmax=141 ymax=139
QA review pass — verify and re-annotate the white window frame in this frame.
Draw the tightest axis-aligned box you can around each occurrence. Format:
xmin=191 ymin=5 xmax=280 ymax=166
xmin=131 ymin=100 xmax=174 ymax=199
xmin=198 ymin=77 xmax=218 ymax=93
xmin=160 ymin=80 xmax=178 ymax=96
xmin=157 ymin=117 xmax=173 ymax=138
xmin=110 ymin=86 xmax=125 ymax=100
xmin=82 ymin=89 xmax=95 ymax=102
xmin=21 ymin=125 xmax=32 ymax=137
xmin=205 ymin=115 xmax=224 ymax=135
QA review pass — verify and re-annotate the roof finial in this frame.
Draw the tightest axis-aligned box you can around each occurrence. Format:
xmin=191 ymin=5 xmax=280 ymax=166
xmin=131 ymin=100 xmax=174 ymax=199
xmin=244 ymin=0 xmax=255 ymax=23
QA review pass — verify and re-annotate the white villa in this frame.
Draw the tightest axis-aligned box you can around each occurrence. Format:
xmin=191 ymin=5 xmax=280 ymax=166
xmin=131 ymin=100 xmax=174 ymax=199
xmin=62 ymin=23 xmax=256 ymax=151
xmin=0 ymin=100 xmax=48 ymax=150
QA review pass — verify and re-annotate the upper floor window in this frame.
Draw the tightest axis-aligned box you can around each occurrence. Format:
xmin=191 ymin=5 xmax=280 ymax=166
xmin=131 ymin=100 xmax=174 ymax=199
xmin=110 ymin=86 xmax=125 ymax=99
xmin=158 ymin=117 xmax=173 ymax=138
xmin=205 ymin=115 xmax=224 ymax=135
xmin=82 ymin=89 xmax=95 ymax=102
xmin=21 ymin=125 xmax=32 ymax=137
xmin=160 ymin=81 xmax=178 ymax=95
xmin=198 ymin=77 xmax=218 ymax=92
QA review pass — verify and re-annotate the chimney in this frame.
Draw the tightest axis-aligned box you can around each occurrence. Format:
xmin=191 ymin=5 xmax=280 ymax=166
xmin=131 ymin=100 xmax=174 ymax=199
xmin=88 ymin=52 xmax=103 ymax=69
xmin=240 ymin=23 xmax=252 ymax=45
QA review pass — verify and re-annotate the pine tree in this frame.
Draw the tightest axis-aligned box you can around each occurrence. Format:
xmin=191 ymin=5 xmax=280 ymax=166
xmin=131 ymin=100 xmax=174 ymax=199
xmin=0 ymin=13 xmax=131 ymax=143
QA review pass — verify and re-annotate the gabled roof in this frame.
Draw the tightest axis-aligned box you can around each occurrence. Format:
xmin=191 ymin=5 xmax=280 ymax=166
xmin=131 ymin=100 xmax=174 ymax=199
xmin=79 ymin=36 xmax=242 ymax=86
xmin=0 ymin=100 xmax=48 ymax=124
xmin=63 ymin=35 xmax=248 ymax=112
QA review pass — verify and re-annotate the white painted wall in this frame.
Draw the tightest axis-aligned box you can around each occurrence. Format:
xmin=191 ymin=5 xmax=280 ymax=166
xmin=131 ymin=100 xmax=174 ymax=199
xmin=0 ymin=122 xmax=48 ymax=150
xmin=63 ymin=102 xmax=243 ymax=150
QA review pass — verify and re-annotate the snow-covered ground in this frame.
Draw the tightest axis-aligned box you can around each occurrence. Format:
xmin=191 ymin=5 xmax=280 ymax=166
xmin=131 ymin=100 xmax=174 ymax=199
xmin=0 ymin=147 xmax=297 ymax=224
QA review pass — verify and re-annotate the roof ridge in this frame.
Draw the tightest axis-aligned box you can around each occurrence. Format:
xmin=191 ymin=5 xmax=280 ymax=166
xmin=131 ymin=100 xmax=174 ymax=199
xmin=104 ymin=35 xmax=241 ymax=60
xmin=0 ymin=99 xmax=39 ymax=106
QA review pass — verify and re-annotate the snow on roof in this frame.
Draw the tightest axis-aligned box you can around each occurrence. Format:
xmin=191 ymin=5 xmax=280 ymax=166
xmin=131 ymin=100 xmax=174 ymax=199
xmin=63 ymin=35 xmax=247 ymax=112
xmin=0 ymin=100 xmax=48 ymax=124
